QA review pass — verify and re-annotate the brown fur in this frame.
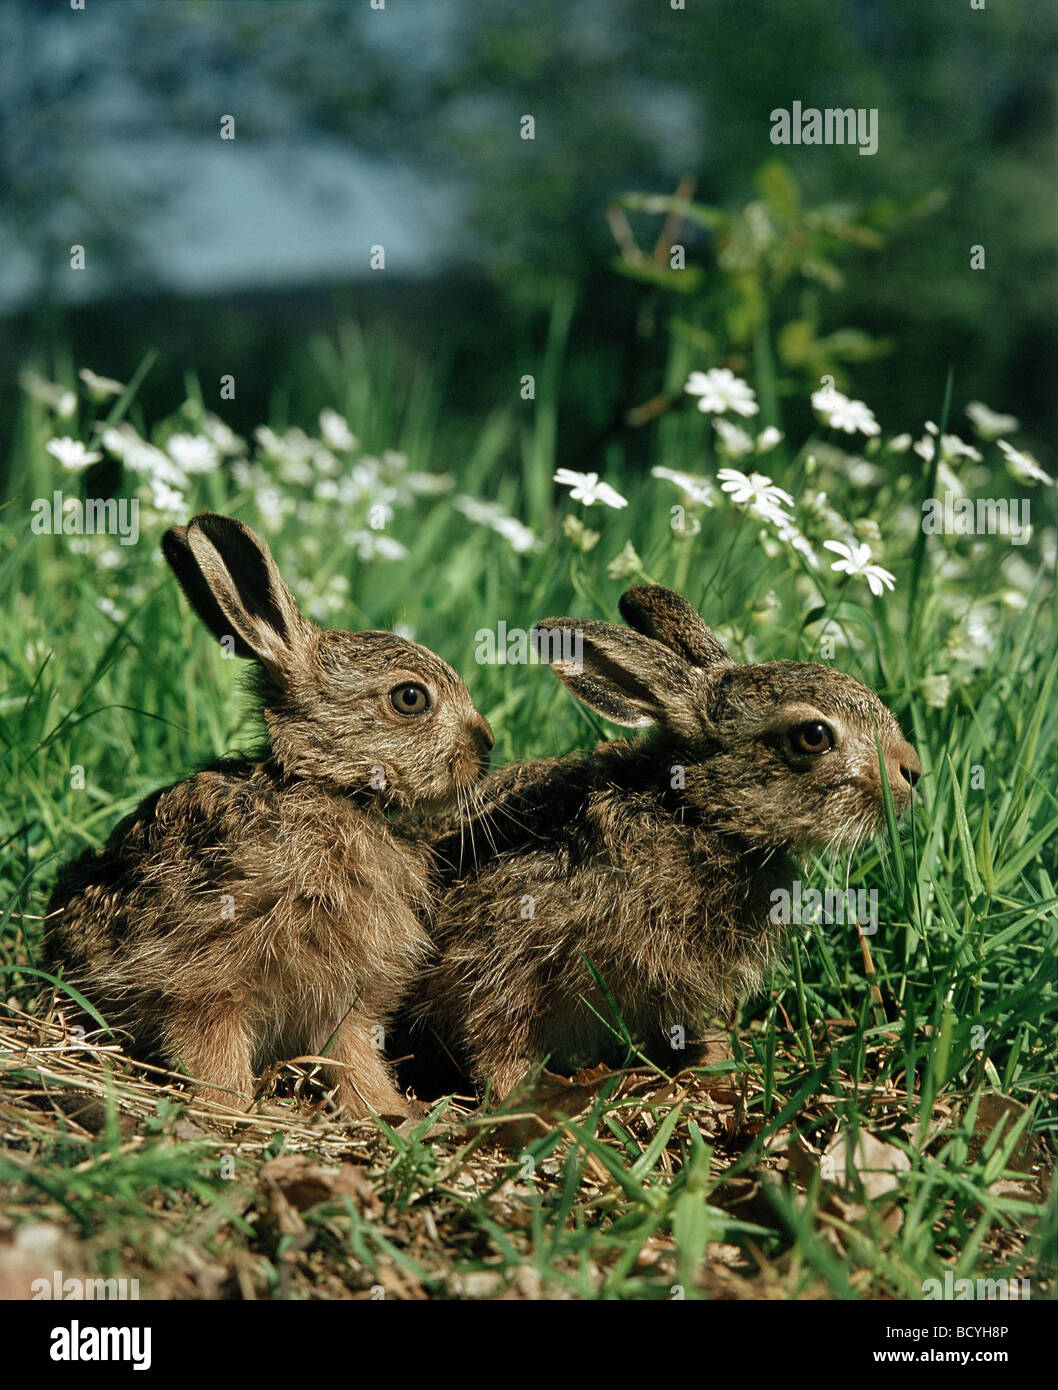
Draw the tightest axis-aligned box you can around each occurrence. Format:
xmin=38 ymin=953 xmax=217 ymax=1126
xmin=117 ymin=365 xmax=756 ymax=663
xmin=45 ymin=513 xmax=493 ymax=1118
xmin=408 ymin=585 xmax=920 ymax=1099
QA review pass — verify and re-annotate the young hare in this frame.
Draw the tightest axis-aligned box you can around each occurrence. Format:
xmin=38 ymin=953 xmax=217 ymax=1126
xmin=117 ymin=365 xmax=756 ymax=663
xmin=411 ymin=584 xmax=920 ymax=1099
xmin=45 ymin=512 xmax=493 ymax=1118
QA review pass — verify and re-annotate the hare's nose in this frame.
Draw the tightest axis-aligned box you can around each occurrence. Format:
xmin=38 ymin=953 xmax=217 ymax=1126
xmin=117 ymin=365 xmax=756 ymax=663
xmin=470 ymin=712 xmax=494 ymax=754
xmin=892 ymin=741 xmax=921 ymax=789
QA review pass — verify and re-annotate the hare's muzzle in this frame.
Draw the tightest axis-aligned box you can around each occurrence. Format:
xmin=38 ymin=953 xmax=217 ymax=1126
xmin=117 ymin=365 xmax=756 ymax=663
xmin=448 ymin=709 xmax=494 ymax=792
xmin=468 ymin=711 xmax=495 ymax=762
xmin=884 ymin=739 xmax=921 ymax=806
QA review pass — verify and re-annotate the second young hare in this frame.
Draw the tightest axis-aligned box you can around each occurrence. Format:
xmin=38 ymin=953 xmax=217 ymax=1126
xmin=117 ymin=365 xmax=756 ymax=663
xmin=45 ymin=512 xmax=493 ymax=1118
xmin=411 ymin=585 xmax=920 ymax=1099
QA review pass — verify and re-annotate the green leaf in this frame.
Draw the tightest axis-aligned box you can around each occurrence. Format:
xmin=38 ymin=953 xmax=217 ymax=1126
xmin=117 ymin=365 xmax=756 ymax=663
xmin=0 ymin=964 xmax=113 ymax=1035
xmin=947 ymin=753 xmax=986 ymax=903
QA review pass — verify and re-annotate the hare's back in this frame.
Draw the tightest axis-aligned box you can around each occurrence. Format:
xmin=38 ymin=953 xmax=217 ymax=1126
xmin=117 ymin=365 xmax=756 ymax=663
xmin=46 ymin=759 xmax=430 ymax=1003
xmin=44 ymin=760 xmax=270 ymax=971
xmin=429 ymin=776 xmax=788 ymax=1031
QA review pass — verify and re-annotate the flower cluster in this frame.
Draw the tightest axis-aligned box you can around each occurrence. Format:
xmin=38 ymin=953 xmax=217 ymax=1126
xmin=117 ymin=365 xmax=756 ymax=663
xmin=29 ymin=363 xmax=1053 ymax=671
xmin=555 ymin=368 xmax=1053 ymax=629
xmin=30 ymin=368 xmax=501 ymax=622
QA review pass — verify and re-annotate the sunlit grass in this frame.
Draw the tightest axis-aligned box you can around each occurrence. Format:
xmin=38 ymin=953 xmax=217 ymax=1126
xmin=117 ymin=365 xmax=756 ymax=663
xmin=0 ymin=311 xmax=1054 ymax=1299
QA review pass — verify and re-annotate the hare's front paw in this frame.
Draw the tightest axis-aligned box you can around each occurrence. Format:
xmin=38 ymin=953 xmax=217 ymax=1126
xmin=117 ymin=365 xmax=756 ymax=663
xmin=479 ymin=1057 xmax=535 ymax=1105
xmin=323 ymin=1018 xmax=416 ymax=1122
xmin=168 ymin=1008 xmax=255 ymax=1110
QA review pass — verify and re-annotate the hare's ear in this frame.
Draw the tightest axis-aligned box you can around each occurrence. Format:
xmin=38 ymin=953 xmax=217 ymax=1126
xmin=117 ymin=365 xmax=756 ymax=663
xmin=535 ymin=618 xmax=696 ymax=732
xmin=618 ymin=585 xmax=733 ymax=670
xmin=162 ymin=513 xmax=311 ymax=671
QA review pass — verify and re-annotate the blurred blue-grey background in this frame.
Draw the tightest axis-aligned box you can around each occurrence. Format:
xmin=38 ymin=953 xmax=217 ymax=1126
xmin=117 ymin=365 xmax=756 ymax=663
xmin=1 ymin=0 xmax=1054 ymax=483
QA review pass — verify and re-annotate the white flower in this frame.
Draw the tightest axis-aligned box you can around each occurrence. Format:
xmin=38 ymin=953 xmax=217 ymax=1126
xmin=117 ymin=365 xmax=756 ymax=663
xmin=254 ymin=425 xmax=285 ymax=458
xmin=319 ymin=408 xmax=356 ymax=452
xmin=79 ymin=368 xmax=124 ymax=400
xmin=454 ymin=495 xmax=505 ymax=526
xmin=278 ymin=455 xmax=315 ymax=487
xmin=967 ymin=401 xmax=1019 ymax=440
xmin=651 ymin=466 xmax=716 ymax=507
xmin=920 ymin=673 xmax=951 ymax=709
xmin=606 ymin=540 xmax=642 ymax=580
xmin=846 ymin=457 xmax=881 ymax=488
xmin=201 ymin=415 xmax=246 ymax=456
xmin=367 ymin=501 xmax=395 ymax=530
xmin=20 ymin=370 xmax=77 ymax=418
xmin=46 ymin=436 xmax=102 ymax=470
xmin=670 ymin=512 xmax=701 ymax=539
xmin=255 ymin=425 xmax=314 ymax=467
xmin=308 ymin=573 xmax=351 ymax=619
xmin=717 ymin=468 xmax=794 ymax=525
xmin=562 ymin=514 xmax=600 ymax=552
xmin=756 ymin=426 xmax=784 ymax=453
xmin=946 ymin=614 xmax=994 ymax=667
xmin=998 ymin=440 xmax=1054 ymax=486
xmin=230 ymin=459 xmax=267 ymax=491
xmin=149 ymin=479 xmax=186 ymax=516
xmin=167 ymin=434 xmax=218 ymax=475
xmin=255 ymin=485 xmax=291 ymax=528
xmin=803 ymin=490 xmax=849 ymax=535
xmin=493 ymin=516 xmax=541 ymax=554
xmin=96 ymin=595 xmax=126 ymax=622
xmin=349 ymin=458 xmax=382 ymax=496
xmin=750 ymin=589 xmax=782 ymax=625
xmin=823 ymin=539 xmax=896 ymax=596
xmin=78 ymin=368 xmax=124 ymax=400
xmin=312 ymin=447 xmax=339 ymax=477
xmin=887 ymin=433 xmax=912 ymax=454
xmin=454 ymin=495 xmax=540 ymax=553
xmin=935 ymin=461 xmax=965 ymax=497
xmin=811 ymin=388 xmax=880 ymax=437
xmin=684 ymin=368 xmax=759 ymax=417
xmin=775 ymin=520 xmax=819 ymax=568
xmin=812 ymin=618 xmax=847 ymax=652
xmin=553 ymin=468 xmax=628 ymax=509
xmin=999 ymin=554 xmax=1038 ymax=597
xmin=940 ymin=433 xmax=982 ymax=464
xmin=965 ymin=610 xmax=995 ymax=650
xmin=713 ymin=418 xmax=755 ymax=458
xmin=913 ymin=434 xmax=935 ymax=463
xmin=404 ymin=470 xmax=455 ymax=496
xmin=345 ymin=530 xmax=407 ymax=561
xmin=100 ymin=424 xmax=139 ymax=458
xmin=118 ymin=437 xmax=187 ymax=488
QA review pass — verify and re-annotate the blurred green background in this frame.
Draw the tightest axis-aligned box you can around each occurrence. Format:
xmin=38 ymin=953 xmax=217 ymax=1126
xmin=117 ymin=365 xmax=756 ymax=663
xmin=1 ymin=0 xmax=1054 ymax=487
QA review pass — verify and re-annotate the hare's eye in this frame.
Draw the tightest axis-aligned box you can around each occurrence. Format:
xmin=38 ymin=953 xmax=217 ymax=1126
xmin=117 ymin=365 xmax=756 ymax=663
xmin=390 ymin=683 xmax=430 ymax=716
xmin=789 ymin=721 xmax=834 ymax=756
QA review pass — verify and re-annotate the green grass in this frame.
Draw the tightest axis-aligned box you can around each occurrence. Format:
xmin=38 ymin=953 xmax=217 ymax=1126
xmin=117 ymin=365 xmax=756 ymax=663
xmin=1 ymin=310 xmax=1055 ymax=1300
